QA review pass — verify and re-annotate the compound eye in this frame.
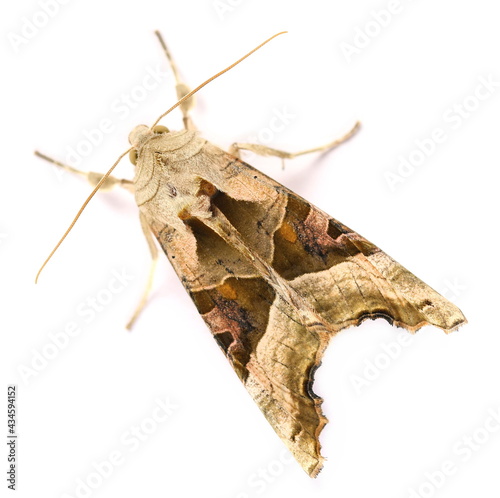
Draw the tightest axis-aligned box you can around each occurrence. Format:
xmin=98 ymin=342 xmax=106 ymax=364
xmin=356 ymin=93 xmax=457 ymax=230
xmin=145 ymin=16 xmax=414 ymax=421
xmin=129 ymin=149 xmax=138 ymax=165
xmin=152 ymin=125 xmax=169 ymax=134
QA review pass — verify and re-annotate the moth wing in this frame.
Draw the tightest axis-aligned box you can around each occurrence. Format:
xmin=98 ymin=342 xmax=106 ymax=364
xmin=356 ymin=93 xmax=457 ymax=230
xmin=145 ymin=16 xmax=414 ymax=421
xmin=219 ymin=153 xmax=467 ymax=334
xmin=269 ymin=190 xmax=466 ymax=334
xmin=151 ymin=147 xmax=466 ymax=477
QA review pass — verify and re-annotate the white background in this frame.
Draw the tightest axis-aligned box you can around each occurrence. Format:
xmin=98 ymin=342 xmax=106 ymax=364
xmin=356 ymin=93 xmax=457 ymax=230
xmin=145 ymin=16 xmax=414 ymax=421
xmin=2 ymin=1 xmax=499 ymax=497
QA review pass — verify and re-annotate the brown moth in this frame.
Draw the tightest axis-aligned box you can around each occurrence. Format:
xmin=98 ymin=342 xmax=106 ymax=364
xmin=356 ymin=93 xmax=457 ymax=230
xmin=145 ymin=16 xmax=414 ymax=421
xmin=36 ymin=32 xmax=466 ymax=477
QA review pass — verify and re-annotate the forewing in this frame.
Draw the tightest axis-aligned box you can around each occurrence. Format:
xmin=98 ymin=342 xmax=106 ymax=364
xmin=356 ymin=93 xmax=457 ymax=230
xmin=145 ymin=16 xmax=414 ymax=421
xmin=148 ymin=145 xmax=466 ymax=477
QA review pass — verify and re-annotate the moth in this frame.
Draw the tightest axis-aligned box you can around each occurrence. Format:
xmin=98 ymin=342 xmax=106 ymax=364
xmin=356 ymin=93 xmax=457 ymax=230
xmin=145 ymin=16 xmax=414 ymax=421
xmin=36 ymin=32 xmax=466 ymax=477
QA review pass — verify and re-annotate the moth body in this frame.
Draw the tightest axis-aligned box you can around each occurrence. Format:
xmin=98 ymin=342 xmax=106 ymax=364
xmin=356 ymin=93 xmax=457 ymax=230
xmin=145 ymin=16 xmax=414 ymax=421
xmin=37 ymin=32 xmax=467 ymax=478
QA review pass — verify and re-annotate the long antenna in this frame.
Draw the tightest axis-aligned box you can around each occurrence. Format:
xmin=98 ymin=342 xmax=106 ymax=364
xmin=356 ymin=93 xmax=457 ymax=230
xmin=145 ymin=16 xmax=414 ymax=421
xmin=35 ymin=31 xmax=287 ymax=282
xmin=35 ymin=147 xmax=132 ymax=283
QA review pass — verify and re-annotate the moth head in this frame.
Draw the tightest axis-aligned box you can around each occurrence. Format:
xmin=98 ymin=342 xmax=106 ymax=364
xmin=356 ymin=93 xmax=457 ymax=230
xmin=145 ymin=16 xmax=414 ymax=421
xmin=128 ymin=124 xmax=170 ymax=165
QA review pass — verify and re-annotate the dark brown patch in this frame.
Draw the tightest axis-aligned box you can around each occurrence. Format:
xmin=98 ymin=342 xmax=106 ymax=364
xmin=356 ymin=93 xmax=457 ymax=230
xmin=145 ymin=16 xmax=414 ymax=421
xmin=327 ymin=219 xmax=345 ymax=240
xmin=356 ymin=310 xmax=395 ymax=326
xmin=213 ymin=192 xmax=277 ymax=242
xmin=304 ymin=362 xmax=322 ymax=400
xmin=214 ymin=331 xmax=235 ymax=353
xmin=192 ymin=277 xmax=276 ymax=380
xmin=273 ymin=195 xmax=379 ymax=280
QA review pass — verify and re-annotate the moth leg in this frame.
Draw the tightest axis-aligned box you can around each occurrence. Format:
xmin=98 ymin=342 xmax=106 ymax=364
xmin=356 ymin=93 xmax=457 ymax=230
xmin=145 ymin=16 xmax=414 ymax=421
xmin=155 ymin=30 xmax=196 ymax=131
xmin=126 ymin=213 xmax=159 ymax=330
xmin=229 ymin=121 xmax=360 ymax=165
xmin=34 ymin=151 xmax=134 ymax=193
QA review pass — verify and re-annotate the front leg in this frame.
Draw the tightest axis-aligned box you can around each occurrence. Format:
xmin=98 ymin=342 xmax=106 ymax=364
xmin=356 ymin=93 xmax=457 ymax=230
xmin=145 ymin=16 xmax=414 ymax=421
xmin=229 ymin=121 xmax=360 ymax=164
xmin=34 ymin=151 xmax=134 ymax=193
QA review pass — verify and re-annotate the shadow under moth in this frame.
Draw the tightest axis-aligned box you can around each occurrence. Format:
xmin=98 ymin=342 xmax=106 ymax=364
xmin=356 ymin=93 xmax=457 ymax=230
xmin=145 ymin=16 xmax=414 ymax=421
xmin=36 ymin=32 xmax=467 ymax=477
